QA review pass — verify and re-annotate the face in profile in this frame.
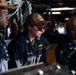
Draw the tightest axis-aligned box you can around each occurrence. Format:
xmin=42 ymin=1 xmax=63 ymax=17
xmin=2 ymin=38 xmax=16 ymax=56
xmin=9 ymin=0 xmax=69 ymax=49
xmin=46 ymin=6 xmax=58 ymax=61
xmin=28 ymin=25 xmax=45 ymax=38
xmin=0 ymin=9 xmax=9 ymax=28
xmin=67 ymin=29 xmax=76 ymax=39
xmin=52 ymin=22 xmax=58 ymax=28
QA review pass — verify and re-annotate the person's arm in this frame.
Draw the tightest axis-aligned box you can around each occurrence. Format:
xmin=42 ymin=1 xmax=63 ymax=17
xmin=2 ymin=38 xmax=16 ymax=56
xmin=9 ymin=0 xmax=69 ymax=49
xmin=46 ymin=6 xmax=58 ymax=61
xmin=38 ymin=35 xmax=46 ymax=63
xmin=14 ymin=42 xmax=23 ymax=68
xmin=15 ymin=60 xmax=22 ymax=68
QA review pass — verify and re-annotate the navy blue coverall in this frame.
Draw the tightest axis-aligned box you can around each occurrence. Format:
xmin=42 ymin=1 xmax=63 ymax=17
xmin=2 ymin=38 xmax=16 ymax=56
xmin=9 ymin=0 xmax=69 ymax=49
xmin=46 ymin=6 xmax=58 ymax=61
xmin=0 ymin=36 xmax=9 ymax=71
xmin=55 ymin=37 xmax=76 ymax=71
xmin=8 ymin=33 xmax=46 ymax=68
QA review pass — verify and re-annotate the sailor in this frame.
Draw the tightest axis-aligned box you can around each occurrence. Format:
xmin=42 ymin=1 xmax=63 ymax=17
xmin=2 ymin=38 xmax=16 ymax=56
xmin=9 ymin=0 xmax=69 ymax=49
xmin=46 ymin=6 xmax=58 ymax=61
xmin=55 ymin=17 xmax=76 ymax=71
xmin=0 ymin=0 xmax=17 ymax=71
xmin=8 ymin=13 xmax=50 ymax=68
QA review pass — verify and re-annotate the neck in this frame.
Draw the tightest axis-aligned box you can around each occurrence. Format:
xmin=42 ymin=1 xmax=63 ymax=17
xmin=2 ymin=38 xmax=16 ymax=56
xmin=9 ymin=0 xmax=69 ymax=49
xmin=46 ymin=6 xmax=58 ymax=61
xmin=28 ymin=32 xmax=35 ymax=45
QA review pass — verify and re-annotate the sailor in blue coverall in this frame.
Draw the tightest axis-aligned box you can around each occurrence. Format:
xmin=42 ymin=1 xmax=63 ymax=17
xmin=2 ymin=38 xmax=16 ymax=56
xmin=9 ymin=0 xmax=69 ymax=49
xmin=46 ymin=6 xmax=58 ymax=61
xmin=55 ymin=37 xmax=76 ymax=70
xmin=14 ymin=34 xmax=46 ymax=66
xmin=0 ymin=35 xmax=9 ymax=71
xmin=8 ymin=13 xmax=50 ymax=68
xmin=55 ymin=17 xmax=76 ymax=71
xmin=0 ymin=1 xmax=16 ymax=71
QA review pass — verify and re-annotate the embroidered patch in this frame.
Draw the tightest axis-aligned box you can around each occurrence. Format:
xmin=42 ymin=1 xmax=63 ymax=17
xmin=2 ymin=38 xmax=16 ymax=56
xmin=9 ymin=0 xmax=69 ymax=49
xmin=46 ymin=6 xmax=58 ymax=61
xmin=27 ymin=52 xmax=33 ymax=55
xmin=26 ymin=40 xmax=29 ymax=43
xmin=37 ymin=37 xmax=40 ymax=40
xmin=5 ymin=50 xmax=8 ymax=52
xmin=38 ymin=44 xmax=43 ymax=47
xmin=38 ymin=47 xmax=42 ymax=50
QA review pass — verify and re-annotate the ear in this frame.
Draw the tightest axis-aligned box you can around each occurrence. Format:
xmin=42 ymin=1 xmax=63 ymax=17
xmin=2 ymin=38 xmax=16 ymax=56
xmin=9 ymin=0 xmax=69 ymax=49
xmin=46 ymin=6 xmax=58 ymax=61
xmin=28 ymin=26 xmax=32 ymax=30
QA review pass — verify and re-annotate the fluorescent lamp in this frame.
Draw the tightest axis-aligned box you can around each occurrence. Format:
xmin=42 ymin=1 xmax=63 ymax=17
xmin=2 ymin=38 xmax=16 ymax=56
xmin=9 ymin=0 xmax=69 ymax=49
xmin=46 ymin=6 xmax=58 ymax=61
xmin=52 ymin=12 xmax=61 ymax=14
xmin=43 ymin=12 xmax=61 ymax=14
xmin=47 ymin=7 xmax=76 ymax=11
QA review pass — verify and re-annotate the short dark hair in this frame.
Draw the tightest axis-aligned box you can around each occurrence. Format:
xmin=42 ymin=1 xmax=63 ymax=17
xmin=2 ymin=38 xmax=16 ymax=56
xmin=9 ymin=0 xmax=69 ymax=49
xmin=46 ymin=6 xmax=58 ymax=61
xmin=52 ymin=20 xmax=58 ymax=25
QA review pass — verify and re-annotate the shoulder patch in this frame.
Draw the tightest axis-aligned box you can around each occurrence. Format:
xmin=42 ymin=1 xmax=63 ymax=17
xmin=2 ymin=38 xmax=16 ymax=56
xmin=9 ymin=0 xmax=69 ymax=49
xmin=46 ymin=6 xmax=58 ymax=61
xmin=5 ymin=50 xmax=8 ymax=53
xmin=27 ymin=52 xmax=33 ymax=55
xmin=26 ymin=40 xmax=29 ymax=43
xmin=37 ymin=37 xmax=40 ymax=40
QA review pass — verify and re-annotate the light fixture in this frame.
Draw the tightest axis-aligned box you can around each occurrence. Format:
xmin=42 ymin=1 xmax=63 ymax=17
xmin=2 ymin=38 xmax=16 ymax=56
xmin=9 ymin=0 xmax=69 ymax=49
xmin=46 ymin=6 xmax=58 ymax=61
xmin=47 ymin=7 xmax=76 ymax=11
xmin=52 ymin=12 xmax=61 ymax=14
xmin=43 ymin=11 xmax=61 ymax=15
